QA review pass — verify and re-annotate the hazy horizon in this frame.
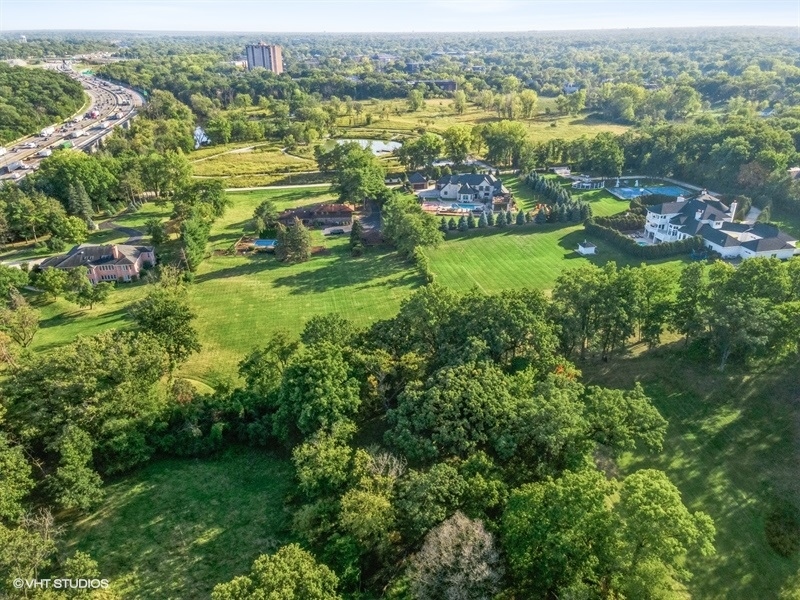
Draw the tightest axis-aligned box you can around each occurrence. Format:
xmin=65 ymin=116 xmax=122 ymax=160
xmin=0 ymin=0 xmax=798 ymax=34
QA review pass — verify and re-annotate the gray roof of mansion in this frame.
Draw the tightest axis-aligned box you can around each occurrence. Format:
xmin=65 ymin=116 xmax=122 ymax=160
xmin=648 ymin=196 xmax=730 ymax=221
xmin=437 ymin=173 xmax=504 ymax=191
xmin=697 ymin=225 xmax=742 ymax=248
xmin=741 ymin=237 xmax=795 ymax=252
xmin=408 ymin=172 xmax=427 ymax=184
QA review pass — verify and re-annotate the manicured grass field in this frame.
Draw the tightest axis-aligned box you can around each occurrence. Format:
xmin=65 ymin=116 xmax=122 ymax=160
xmin=583 ymin=352 xmax=800 ymax=600
xmin=64 ymin=447 xmax=293 ymax=600
xmin=423 ymin=184 xmax=678 ymax=294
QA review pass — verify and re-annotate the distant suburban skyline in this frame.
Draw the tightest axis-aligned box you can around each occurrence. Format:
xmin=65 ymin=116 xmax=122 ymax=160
xmin=0 ymin=0 xmax=798 ymax=33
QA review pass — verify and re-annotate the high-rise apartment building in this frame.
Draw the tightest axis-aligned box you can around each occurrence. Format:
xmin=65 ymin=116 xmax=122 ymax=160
xmin=245 ymin=43 xmax=283 ymax=74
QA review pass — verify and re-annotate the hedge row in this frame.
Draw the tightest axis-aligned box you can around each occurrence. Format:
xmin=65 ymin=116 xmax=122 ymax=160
xmin=584 ymin=220 xmax=703 ymax=258
xmin=593 ymin=214 xmax=646 ymax=231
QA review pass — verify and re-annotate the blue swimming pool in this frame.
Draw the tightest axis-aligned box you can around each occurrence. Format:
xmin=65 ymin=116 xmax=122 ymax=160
xmin=253 ymin=239 xmax=277 ymax=247
xmin=607 ymin=184 xmax=689 ymax=200
xmin=452 ymin=203 xmax=484 ymax=211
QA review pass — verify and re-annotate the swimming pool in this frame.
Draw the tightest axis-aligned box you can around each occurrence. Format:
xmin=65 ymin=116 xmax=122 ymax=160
xmin=452 ymin=203 xmax=485 ymax=211
xmin=253 ymin=239 xmax=277 ymax=248
xmin=607 ymin=184 xmax=689 ymax=200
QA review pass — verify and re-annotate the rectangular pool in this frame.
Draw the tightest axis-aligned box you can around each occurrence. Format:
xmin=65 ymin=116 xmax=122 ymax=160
xmin=253 ymin=239 xmax=277 ymax=248
xmin=607 ymin=184 xmax=689 ymax=200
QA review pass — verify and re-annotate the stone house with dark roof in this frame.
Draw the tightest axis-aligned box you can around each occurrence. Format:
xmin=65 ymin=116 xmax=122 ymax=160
xmin=39 ymin=244 xmax=155 ymax=284
xmin=407 ymin=172 xmax=429 ymax=191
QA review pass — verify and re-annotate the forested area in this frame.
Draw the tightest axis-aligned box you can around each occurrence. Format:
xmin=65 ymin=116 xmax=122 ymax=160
xmin=0 ymin=64 xmax=85 ymax=144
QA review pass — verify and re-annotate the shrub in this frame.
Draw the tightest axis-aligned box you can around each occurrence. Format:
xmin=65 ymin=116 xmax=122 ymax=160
xmin=584 ymin=219 xmax=703 ymax=258
xmin=766 ymin=500 xmax=800 ymax=557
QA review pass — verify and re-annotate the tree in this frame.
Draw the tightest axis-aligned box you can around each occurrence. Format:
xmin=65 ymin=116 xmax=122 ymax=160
xmin=452 ymin=90 xmax=467 ymax=115
xmin=519 ymin=89 xmax=539 ymax=119
xmin=349 ymin=218 xmax=364 ymax=249
xmin=301 ymin=314 xmax=356 ymax=347
xmin=146 ymin=218 xmax=167 ymax=245
xmin=276 ymin=218 xmax=312 ymax=263
xmin=275 ymin=341 xmax=360 ymax=443
xmin=180 ymin=216 xmax=211 ymax=272
xmin=0 ymin=433 xmax=34 ymax=521
xmin=408 ymin=89 xmax=425 ymax=112
xmin=442 ymin=125 xmax=473 ymax=165
xmin=503 ymin=468 xmax=614 ymax=597
xmin=47 ymin=425 xmax=103 ymax=511
xmin=2 ymin=330 xmax=169 ymax=479
xmin=0 ymin=265 xmax=28 ymax=300
xmin=253 ymin=198 xmax=278 ymax=235
xmin=613 ymin=469 xmax=715 ymax=598
xmin=409 ymin=512 xmax=503 ymax=600
xmin=66 ymin=181 xmax=94 ymax=222
xmin=381 ymin=193 xmax=443 ymax=257
xmin=57 ymin=216 xmax=89 ymax=245
xmin=64 ymin=267 xmax=113 ymax=309
xmin=34 ymin=267 xmax=68 ymax=302
xmin=0 ymin=291 xmax=39 ymax=347
xmin=324 ymin=142 xmax=387 ymax=206
xmin=515 ymin=211 xmax=525 ymax=225
xmin=211 ymin=544 xmax=341 ymax=600
xmin=397 ymin=133 xmax=445 ymax=171
xmin=129 ymin=287 xmax=201 ymax=369
xmin=671 ymin=262 xmax=708 ymax=343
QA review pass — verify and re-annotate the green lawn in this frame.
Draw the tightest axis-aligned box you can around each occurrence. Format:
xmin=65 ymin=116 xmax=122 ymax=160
xmin=64 ymin=447 xmax=293 ymax=600
xmin=583 ymin=352 xmax=800 ymax=600
xmin=424 ymin=184 xmax=680 ymax=294
xmin=30 ymin=186 xmax=421 ymax=384
xmin=29 ymin=180 xmax=685 ymax=380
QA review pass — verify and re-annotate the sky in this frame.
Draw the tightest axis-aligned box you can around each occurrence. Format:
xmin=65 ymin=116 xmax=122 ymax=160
xmin=0 ymin=0 xmax=798 ymax=33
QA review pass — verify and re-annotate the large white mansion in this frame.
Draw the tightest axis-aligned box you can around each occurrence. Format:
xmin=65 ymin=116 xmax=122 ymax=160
xmin=645 ymin=193 xmax=797 ymax=259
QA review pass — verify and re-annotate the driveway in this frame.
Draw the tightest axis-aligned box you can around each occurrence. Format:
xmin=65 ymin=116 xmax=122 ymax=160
xmin=99 ymin=220 xmax=144 ymax=243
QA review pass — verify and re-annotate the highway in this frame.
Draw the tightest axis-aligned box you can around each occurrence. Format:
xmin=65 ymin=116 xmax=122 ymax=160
xmin=0 ymin=63 xmax=144 ymax=182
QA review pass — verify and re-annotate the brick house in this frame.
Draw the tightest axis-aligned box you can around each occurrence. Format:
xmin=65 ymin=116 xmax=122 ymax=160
xmin=40 ymin=243 xmax=156 ymax=284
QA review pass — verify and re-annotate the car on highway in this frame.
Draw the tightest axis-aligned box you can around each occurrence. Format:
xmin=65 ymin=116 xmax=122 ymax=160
xmin=21 ymin=142 xmax=37 ymax=149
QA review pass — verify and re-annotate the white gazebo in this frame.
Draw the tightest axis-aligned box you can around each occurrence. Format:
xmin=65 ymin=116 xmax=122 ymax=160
xmin=577 ymin=240 xmax=597 ymax=255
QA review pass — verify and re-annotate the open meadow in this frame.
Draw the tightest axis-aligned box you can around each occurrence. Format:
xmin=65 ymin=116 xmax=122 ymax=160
xmin=64 ymin=447 xmax=293 ymax=600
xmin=584 ymin=351 xmax=800 ymax=600
xmin=334 ymin=97 xmax=630 ymax=144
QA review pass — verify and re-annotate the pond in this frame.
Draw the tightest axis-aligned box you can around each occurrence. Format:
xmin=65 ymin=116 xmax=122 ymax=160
xmin=330 ymin=138 xmax=401 ymax=154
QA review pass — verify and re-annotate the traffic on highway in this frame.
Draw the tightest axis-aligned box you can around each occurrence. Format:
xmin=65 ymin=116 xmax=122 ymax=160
xmin=0 ymin=64 xmax=143 ymax=182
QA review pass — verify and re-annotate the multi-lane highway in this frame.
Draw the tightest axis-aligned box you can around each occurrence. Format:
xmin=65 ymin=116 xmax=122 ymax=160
xmin=0 ymin=64 xmax=144 ymax=182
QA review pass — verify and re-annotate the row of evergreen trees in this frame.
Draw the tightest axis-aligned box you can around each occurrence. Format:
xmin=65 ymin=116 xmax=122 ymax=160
xmin=526 ymin=171 xmax=593 ymax=224
xmin=526 ymin=171 xmax=573 ymax=204
xmin=439 ymin=209 xmax=529 ymax=232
